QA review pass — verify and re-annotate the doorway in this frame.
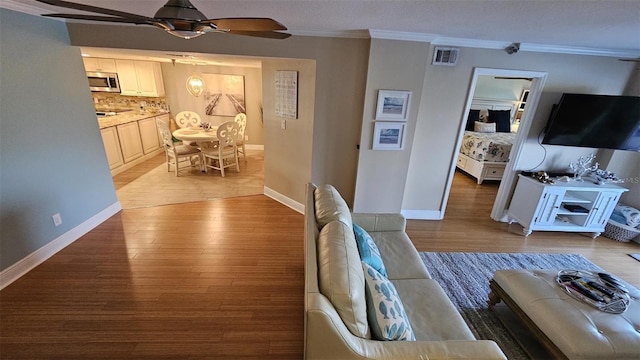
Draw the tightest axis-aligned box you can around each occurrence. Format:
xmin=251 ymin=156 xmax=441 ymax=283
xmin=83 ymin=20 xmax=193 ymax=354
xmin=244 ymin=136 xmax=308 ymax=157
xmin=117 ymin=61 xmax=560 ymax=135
xmin=440 ymin=68 xmax=548 ymax=221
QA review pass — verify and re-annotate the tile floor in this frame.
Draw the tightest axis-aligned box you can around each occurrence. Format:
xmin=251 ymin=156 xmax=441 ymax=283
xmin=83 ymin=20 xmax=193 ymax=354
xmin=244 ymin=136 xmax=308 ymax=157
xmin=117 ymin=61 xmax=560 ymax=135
xmin=113 ymin=148 xmax=264 ymax=209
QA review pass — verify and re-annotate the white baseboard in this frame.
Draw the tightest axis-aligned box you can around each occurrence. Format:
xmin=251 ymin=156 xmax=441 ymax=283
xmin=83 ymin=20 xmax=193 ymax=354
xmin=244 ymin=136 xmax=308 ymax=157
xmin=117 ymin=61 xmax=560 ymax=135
xmin=401 ymin=209 xmax=443 ymax=220
xmin=0 ymin=201 xmax=122 ymax=290
xmin=245 ymin=144 xmax=264 ymax=151
xmin=264 ymin=186 xmax=304 ymax=214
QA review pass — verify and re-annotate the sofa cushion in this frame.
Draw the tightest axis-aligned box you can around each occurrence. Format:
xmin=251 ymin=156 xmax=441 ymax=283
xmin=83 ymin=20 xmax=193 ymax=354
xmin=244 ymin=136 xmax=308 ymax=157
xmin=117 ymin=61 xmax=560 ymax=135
xmin=317 ymin=220 xmax=370 ymax=338
xmin=392 ymin=279 xmax=476 ymax=341
xmin=362 ymin=262 xmax=416 ymax=341
xmin=353 ymin=223 xmax=388 ymax=277
xmin=369 ymin=231 xmax=431 ymax=280
xmin=314 ymin=184 xmax=352 ymax=229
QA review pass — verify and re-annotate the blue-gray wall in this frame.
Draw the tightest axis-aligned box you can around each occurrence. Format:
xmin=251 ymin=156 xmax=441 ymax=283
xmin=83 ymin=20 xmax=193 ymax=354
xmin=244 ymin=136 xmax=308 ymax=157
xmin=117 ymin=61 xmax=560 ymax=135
xmin=0 ymin=9 xmax=118 ymax=272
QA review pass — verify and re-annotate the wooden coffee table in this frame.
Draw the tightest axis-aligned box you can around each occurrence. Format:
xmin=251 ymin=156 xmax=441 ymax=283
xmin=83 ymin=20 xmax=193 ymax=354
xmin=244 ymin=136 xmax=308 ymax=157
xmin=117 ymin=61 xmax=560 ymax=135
xmin=488 ymin=269 xmax=640 ymax=360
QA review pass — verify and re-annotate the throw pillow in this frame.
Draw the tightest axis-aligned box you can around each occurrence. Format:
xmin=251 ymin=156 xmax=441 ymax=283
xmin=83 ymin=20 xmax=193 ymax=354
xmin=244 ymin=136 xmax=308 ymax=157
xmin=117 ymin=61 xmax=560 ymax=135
xmin=362 ymin=262 xmax=416 ymax=341
xmin=474 ymin=121 xmax=496 ymax=133
xmin=465 ymin=109 xmax=481 ymax=131
xmin=488 ymin=110 xmax=512 ymax=132
xmin=353 ymin=223 xmax=388 ymax=277
xmin=615 ymin=205 xmax=640 ymax=228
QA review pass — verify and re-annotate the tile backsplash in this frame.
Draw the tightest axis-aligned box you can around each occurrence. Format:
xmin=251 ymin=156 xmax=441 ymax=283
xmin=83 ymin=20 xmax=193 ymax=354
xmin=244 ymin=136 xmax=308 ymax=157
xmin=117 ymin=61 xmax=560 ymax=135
xmin=92 ymin=93 xmax=168 ymax=112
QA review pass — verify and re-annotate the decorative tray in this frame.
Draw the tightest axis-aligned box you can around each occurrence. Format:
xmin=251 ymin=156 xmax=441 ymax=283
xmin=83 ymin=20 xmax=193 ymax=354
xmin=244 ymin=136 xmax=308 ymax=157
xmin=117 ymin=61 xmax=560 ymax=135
xmin=556 ymin=270 xmax=630 ymax=314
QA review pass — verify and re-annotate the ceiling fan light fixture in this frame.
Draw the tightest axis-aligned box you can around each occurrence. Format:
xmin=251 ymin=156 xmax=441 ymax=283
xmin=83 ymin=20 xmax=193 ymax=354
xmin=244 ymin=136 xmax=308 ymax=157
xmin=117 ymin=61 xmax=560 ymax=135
xmin=154 ymin=0 xmax=207 ymax=21
xmin=186 ymin=74 xmax=205 ymax=97
xmin=167 ymin=29 xmax=205 ymax=39
xmin=34 ymin=0 xmax=290 ymax=40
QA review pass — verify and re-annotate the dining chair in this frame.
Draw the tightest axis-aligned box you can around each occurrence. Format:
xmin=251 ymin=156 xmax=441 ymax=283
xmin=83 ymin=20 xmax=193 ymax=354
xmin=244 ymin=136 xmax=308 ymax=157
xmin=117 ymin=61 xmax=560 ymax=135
xmin=234 ymin=113 xmax=247 ymax=162
xmin=175 ymin=111 xmax=202 ymax=128
xmin=156 ymin=119 xmax=203 ymax=176
xmin=175 ymin=111 xmax=203 ymax=146
xmin=201 ymin=121 xmax=240 ymax=177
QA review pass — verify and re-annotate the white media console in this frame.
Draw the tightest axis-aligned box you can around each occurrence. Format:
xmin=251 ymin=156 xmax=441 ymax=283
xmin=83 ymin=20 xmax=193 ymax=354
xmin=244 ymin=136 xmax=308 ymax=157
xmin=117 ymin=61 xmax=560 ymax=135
xmin=507 ymin=174 xmax=627 ymax=237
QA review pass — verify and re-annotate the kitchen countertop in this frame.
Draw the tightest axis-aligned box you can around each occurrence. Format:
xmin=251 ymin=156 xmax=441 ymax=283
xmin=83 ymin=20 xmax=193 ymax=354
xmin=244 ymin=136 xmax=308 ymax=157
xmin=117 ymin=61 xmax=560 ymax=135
xmin=98 ymin=110 xmax=170 ymax=129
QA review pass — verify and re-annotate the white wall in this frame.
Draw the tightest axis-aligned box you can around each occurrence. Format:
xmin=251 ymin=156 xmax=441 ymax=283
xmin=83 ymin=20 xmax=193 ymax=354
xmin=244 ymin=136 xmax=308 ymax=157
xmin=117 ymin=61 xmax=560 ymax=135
xmin=600 ymin=63 xmax=640 ymax=209
xmin=161 ymin=63 xmax=264 ymax=145
xmin=353 ymin=38 xmax=429 ymax=213
xmin=474 ymin=76 xmax=530 ymax=101
xmin=402 ymin=46 xmax=634 ymax=215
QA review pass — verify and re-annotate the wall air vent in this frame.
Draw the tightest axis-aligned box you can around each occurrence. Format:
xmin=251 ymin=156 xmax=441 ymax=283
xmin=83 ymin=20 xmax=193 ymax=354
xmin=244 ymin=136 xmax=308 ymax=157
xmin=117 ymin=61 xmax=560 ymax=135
xmin=432 ymin=47 xmax=459 ymax=66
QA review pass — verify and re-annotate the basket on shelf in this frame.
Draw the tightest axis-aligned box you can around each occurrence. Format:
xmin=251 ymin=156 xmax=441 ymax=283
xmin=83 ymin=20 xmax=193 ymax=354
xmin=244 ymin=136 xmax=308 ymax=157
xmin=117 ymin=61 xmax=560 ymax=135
xmin=603 ymin=219 xmax=640 ymax=243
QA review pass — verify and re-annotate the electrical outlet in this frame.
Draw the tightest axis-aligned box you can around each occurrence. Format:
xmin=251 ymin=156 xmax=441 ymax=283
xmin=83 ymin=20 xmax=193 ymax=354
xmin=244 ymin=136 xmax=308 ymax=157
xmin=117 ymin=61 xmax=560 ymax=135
xmin=245 ymin=135 xmax=249 ymax=141
xmin=52 ymin=213 xmax=62 ymax=227
xmin=281 ymin=119 xmax=286 ymax=130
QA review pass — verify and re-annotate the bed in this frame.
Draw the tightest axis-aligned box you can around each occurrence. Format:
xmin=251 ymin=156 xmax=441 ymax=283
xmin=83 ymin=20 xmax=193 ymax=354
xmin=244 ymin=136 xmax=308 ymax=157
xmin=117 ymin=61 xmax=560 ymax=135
xmin=456 ymin=100 xmax=518 ymax=184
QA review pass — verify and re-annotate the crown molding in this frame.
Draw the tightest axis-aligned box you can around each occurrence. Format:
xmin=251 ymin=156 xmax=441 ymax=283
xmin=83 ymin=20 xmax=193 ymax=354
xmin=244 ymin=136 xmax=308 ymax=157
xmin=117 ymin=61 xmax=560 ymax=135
xmin=368 ymin=29 xmax=438 ymax=43
xmin=369 ymin=29 xmax=640 ymax=58
xmin=289 ymin=29 xmax=370 ymax=39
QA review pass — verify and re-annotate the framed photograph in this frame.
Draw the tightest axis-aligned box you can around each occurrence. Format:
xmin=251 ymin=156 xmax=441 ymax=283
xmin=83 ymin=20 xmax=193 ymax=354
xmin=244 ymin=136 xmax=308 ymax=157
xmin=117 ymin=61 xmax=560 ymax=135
xmin=375 ymin=90 xmax=411 ymax=121
xmin=372 ymin=122 xmax=405 ymax=150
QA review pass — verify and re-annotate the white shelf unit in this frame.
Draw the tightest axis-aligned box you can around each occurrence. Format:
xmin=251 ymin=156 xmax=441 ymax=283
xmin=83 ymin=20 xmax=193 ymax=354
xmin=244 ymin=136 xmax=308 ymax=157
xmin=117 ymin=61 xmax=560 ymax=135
xmin=507 ymin=174 xmax=627 ymax=237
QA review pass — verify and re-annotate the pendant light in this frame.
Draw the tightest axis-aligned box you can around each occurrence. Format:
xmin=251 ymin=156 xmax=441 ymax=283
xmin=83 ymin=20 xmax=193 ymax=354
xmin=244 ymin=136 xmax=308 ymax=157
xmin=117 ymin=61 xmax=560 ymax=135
xmin=186 ymin=74 xmax=205 ymax=97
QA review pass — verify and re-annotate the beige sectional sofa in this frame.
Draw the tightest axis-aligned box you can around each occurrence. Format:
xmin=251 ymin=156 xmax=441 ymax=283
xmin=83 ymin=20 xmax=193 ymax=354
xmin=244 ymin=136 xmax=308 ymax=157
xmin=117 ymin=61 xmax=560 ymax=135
xmin=304 ymin=183 xmax=507 ymax=360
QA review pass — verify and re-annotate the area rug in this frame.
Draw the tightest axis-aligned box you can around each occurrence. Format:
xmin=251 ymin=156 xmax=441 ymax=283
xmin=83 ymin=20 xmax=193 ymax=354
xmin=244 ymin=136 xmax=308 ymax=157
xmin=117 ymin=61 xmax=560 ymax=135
xmin=419 ymin=252 xmax=601 ymax=360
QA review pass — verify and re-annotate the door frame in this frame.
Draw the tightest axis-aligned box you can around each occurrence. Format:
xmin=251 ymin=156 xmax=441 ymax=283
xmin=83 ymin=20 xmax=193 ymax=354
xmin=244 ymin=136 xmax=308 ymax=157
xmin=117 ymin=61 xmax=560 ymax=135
xmin=439 ymin=67 xmax=548 ymax=221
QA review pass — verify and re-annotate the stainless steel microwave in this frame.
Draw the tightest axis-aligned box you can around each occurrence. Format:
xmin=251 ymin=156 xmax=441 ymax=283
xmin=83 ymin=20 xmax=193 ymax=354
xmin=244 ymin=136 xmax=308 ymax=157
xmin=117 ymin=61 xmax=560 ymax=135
xmin=87 ymin=71 xmax=120 ymax=93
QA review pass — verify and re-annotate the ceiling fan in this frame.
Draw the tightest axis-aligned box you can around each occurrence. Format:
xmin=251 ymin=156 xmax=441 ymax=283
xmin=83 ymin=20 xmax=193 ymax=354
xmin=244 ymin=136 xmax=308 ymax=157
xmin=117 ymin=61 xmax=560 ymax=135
xmin=35 ymin=0 xmax=291 ymax=40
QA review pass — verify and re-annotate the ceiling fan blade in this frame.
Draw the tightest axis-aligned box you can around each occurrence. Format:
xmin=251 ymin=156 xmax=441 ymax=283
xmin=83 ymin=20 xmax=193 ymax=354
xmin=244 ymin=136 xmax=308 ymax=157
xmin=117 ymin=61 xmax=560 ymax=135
xmin=42 ymin=13 xmax=152 ymax=24
xmin=227 ymin=30 xmax=291 ymax=40
xmin=35 ymin=0 xmax=152 ymax=22
xmin=209 ymin=18 xmax=287 ymax=31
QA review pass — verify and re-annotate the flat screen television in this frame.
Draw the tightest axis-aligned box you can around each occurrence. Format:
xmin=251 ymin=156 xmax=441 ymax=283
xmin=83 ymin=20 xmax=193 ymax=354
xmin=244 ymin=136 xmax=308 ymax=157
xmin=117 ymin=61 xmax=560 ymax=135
xmin=541 ymin=93 xmax=640 ymax=151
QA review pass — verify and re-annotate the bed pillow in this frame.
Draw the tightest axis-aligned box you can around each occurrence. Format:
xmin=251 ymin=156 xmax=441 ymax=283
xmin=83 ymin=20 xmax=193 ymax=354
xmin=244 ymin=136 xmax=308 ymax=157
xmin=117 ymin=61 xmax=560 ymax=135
xmin=465 ymin=109 xmax=481 ymax=131
xmin=362 ymin=262 xmax=416 ymax=341
xmin=353 ymin=223 xmax=388 ymax=277
xmin=488 ymin=110 xmax=512 ymax=132
xmin=474 ymin=121 xmax=496 ymax=133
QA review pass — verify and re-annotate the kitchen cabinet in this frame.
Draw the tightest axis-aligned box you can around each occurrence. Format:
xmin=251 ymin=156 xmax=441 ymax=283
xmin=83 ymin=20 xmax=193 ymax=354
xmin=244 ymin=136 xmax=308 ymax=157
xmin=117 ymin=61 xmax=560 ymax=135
xmin=116 ymin=121 xmax=144 ymax=163
xmin=138 ymin=116 xmax=160 ymax=154
xmin=116 ymin=60 xmax=166 ymax=97
xmin=100 ymin=127 xmax=124 ymax=169
xmin=83 ymin=58 xmax=118 ymax=73
xmin=507 ymin=174 xmax=627 ymax=238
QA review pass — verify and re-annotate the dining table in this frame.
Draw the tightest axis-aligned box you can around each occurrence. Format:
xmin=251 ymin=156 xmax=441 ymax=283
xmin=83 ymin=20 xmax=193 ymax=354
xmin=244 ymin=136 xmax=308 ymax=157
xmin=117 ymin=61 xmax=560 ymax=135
xmin=173 ymin=126 xmax=219 ymax=144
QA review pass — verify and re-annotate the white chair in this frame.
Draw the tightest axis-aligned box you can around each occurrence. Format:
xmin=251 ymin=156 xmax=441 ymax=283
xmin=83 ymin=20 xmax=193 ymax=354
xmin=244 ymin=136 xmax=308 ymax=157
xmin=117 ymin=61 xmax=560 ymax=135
xmin=156 ymin=119 xmax=203 ymax=176
xmin=234 ymin=113 xmax=247 ymax=162
xmin=175 ymin=111 xmax=202 ymax=128
xmin=202 ymin=121 xmax=240 ymax=177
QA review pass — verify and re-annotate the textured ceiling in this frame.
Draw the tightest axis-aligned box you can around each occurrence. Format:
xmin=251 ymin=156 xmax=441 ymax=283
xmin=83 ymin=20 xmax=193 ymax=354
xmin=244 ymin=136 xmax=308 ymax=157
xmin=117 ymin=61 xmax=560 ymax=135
xmin=5 ymin=0 xmax=640 ymax=54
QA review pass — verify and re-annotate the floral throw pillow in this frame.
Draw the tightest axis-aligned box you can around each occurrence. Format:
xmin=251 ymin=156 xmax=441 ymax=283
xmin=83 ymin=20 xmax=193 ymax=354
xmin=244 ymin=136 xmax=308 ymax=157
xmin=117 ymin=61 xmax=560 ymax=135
xmin=353 ymin=223 xmax=388 ymax=277
xmin=362 ymin=262 xmax=416 ymax=341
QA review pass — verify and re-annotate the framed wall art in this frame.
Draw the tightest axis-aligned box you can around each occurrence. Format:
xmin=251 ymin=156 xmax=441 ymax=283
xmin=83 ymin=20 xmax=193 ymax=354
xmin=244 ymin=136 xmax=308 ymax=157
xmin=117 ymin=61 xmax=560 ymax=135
xmin=275 ymin=70 xmax=298 ymax=119
xmin=375 ymin=90 xmax=411 ymax=121
xmin=372 ymin=122 xmax=406 ymax=150
xmin=202 ymin=74 xmax=246 ymax=116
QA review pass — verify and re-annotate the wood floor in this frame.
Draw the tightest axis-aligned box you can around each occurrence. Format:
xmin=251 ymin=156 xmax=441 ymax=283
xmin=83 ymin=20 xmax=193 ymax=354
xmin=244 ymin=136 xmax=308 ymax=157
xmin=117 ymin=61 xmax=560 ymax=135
xmin=1 ymin=167 xmax=638 ymax=359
